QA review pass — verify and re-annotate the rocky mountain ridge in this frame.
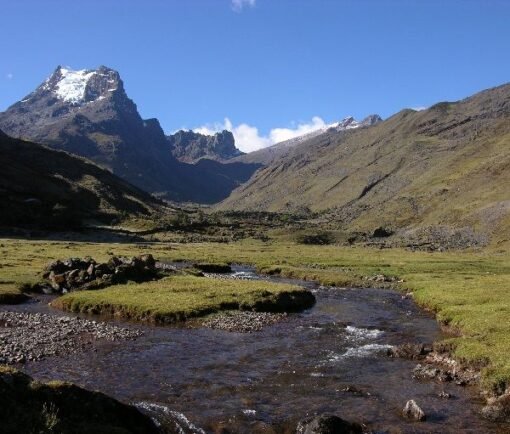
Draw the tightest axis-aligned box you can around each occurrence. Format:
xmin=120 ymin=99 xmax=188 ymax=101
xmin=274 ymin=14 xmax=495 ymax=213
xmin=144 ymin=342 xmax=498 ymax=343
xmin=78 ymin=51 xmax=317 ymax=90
xmin=273 ymin=114 xmax=382 ymax=150
xmin=232 ymin=114 xmax=382 ymax=166
xmin=0 ymin=66 xmax=258 ymax=203
xmin=167 ymin=129 xmax=243 ymax=163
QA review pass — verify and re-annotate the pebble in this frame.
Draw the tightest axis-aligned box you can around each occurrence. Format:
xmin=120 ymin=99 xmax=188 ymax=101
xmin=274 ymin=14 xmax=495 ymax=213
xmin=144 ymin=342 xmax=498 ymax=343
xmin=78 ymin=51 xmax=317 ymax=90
xmin=0 ymin=311 xmax=142 ymax=364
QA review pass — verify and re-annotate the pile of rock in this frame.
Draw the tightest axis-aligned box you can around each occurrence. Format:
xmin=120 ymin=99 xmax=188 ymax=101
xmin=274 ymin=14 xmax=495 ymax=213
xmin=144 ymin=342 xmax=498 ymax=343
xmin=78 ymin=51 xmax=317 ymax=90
xmin=39 ymin=254 xmax=158 ymax=294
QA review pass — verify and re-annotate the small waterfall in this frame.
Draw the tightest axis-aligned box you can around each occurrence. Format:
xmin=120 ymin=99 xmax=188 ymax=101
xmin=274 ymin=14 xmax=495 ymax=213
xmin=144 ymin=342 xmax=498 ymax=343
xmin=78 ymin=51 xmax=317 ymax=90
xmin=136 ymin=402 xmax=206 ymax=434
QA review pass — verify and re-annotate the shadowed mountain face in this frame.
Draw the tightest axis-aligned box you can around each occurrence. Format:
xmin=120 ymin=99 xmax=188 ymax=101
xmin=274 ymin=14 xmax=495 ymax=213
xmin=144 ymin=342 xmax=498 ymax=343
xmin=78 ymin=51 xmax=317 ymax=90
xmin=218 ymin=83 xmax=510 ymax=244
xmin=0 ymin=130 xmax=165 ymax=228
xmin=0 ymin=66 xmax=258 ymax=204
xmin=167 ymin=129 xmax=243 ymax=163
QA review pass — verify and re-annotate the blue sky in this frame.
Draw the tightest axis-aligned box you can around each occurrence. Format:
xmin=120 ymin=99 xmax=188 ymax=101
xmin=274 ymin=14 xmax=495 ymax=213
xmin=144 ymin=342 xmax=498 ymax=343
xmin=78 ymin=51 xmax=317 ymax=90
xmin=1 ymin=0 xmax=509 ymax=151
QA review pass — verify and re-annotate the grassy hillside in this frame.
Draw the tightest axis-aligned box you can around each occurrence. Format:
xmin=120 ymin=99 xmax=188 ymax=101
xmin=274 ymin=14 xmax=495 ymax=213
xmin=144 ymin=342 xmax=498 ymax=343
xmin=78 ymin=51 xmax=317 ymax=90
xmin=219 ymin=83 xmax=510 ymax=246
xmin=0 ymin=131 xmax=166 ymax=228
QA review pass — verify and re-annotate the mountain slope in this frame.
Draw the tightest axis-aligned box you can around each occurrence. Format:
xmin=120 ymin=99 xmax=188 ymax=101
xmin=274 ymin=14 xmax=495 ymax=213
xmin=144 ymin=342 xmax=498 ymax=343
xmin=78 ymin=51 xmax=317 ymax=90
xmin=167 ymin=129 xmax=243 ymax=163
xmin=0 ymin=130 xmax=165 ymax=228
xmin=0 ymin=66 xmax=257 ymax=204
xmin=218 ymin=83 xmax=510 ymax=244
xmin=232 ymin=114 xmax=382 ymax=166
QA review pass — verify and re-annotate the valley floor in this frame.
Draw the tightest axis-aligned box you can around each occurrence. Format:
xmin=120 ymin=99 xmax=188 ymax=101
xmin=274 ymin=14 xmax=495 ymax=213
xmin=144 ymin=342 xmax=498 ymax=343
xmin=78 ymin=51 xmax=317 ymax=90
xmin=1 ymin=237 xmax=510 ymax=395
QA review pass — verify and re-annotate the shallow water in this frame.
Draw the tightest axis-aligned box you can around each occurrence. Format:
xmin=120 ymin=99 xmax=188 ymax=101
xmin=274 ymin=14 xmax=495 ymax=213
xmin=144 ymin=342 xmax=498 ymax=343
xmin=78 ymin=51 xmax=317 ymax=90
xmin=12 ymin=267 xmax=510 ymax=433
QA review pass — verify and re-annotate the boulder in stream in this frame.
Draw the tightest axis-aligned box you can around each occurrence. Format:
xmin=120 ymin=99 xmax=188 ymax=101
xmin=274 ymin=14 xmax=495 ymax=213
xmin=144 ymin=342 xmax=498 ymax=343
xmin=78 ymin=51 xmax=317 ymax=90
xmin=387 ymin=343 xmax=433 ymax=360
xmin=296 ymin=414 xmax=363 ymax=434
xmin=402 ymin=399 xmax=426 ymax=421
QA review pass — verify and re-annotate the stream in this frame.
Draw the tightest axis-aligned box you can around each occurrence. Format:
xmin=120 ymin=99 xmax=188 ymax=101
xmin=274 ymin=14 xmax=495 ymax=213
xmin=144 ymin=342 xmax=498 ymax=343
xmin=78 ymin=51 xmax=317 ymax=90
xmin=5 ymin=266 xmax=509 ymax=433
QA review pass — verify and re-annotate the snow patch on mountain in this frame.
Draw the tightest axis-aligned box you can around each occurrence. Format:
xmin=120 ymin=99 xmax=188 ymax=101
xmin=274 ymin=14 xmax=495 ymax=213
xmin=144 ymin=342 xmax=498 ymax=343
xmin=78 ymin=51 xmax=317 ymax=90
xmin=54 ymin=68 xmax=96 ymax=103
xmin=332 ymin=116 xmax=360 ymax=130
xmin=270 ymin=116 xmax=365 ymax=150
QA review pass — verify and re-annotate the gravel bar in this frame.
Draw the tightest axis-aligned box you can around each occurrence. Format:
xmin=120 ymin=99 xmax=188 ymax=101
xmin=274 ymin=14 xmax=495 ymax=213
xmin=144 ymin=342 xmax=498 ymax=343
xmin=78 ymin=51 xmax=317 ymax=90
xmin=0 ymin=311 xmax=142 ymax=364
xmin=201 ymin=311 xmax=288 ymax=333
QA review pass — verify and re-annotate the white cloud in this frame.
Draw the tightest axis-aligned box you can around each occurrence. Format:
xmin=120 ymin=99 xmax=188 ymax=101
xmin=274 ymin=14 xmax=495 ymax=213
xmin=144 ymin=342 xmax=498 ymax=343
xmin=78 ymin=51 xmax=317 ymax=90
xmin=194 ymin=116 xmax=331 ymax=153
xmin=6 ymin=73 xmax=13 ymax=80
xmin=411 ymin=106 xmax=427 ymax=111
xmin=268 ymin=116 xmax=329 ymax=144
xmin=231 ymin=0 xmax=255 ymax=12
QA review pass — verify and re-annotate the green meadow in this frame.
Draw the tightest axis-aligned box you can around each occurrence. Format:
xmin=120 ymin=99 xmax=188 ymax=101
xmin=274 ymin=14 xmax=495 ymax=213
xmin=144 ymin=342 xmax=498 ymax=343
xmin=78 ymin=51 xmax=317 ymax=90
xmin=1 ymin=238 xmax=510 ymax=392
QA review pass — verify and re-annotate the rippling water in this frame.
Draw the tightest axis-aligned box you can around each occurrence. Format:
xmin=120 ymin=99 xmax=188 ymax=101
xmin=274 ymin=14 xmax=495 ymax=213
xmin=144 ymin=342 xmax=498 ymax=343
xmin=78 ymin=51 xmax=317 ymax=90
xmin=14 ymin=267 xmax=509 ymax=433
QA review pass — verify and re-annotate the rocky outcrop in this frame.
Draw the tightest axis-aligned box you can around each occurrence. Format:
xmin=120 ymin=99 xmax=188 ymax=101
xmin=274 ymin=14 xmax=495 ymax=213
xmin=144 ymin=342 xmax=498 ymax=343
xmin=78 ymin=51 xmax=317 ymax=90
xmin=296 ymin=414 xmax=363 ymax=434
xmin=360 ymin=114 xmax=383 ymax=127
xmin=37 ymin=255 xmax=159 ymax=294
xmin=167 ymin=129 xmax=243 ymax=163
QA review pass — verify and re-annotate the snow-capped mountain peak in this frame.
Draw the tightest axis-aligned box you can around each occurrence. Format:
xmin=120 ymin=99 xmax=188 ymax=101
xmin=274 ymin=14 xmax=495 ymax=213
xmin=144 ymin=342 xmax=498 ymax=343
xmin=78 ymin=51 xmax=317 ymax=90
xmin=53 ymin=67 xmax=96 ymax=103
xmin=329 ymin=114 xmax=382 ymax=132
xmin=26 ymin=65 xmax=123 ymax=105
xmin=4 ymin=65 xmax=136 ymax=142
xmin=333 ymin=116 xmax=360 ymax=130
